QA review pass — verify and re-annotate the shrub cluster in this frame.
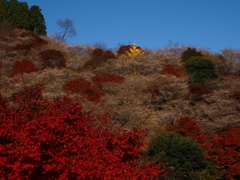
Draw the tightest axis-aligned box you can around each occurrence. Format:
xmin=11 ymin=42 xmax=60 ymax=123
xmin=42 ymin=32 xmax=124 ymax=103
xmin=82 ymin=48 xmax=116 ymax=70
xmin=181 ymin=47 xmax=203 ymax=63
xmin=0 ymin=97 xmax=166 ymax=179
xmin=145 ymin=130 xmax=208 ymax=179
xmin=117 ymin=45 xmax=143 ymax=56
xmin=92 ymin=73 xmax=125 ymax=87
xmin=39 ymin=49 xmax=66 ymax=69
xmin=62 ymin=78 xmax=104 ymax=103
xmin=187 ymin=84 xmax=213 ymax=102
xmin=160 ymin=64 xmax=185 ymax=78
xmin=164 ymin=116 xmax=240 ymax=179
xmin=184 ymin=56 xmax=218 ymax=85
xmin=9 ymin=59 xmax=38 ymax=78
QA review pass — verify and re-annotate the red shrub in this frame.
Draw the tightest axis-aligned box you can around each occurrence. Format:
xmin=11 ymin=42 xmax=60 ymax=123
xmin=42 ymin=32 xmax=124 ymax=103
xmin=63 ymin=78 xmax=104 ymax=103
xmin=0 ymin=97 xmax=166 ymax=179
xmin=9 ymin=59 xmax=38 ymax=78
xmin=205 ymin=128 xmax=240 ymax=179
xmin=0 ymin=94 xmax=8 ymax=112
xmin=92 ymin=73 xmax=125 ymax=87
xmin=160 ymin=65 xmax=185 ymax=78
xmin=166 ymin=116 xmax=210 ymax=147
xmin=187 ymin=84 xmax=213 ymax=101
xmin=39 ymin=49 xmax=66 ymax=69
xmin=11 ymin=84 xmax=45 ymax=114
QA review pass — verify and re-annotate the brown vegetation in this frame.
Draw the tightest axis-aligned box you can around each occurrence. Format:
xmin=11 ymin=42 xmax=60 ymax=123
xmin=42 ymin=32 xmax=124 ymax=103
xmin=0 ymin=29 xmax=240 ymax=138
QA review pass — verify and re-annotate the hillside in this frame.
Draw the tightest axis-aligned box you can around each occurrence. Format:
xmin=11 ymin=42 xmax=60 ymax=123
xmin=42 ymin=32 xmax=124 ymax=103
xmin=0 ymin=28 xmax=240 ymax=138
xmin=1 ymin=28 xmax=240 ymax=179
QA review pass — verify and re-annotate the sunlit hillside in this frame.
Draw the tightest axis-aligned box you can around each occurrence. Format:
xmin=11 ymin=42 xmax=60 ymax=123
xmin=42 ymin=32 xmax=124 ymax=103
xmin=1 ymin=27 xmax=240 ymax=179
xmin=1 ymin=28 xmax=240 ymax=137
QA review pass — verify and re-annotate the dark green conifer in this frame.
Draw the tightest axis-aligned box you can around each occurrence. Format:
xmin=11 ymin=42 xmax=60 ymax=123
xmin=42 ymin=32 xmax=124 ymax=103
xmin=29 ymin=5 xmax=46 ymax=35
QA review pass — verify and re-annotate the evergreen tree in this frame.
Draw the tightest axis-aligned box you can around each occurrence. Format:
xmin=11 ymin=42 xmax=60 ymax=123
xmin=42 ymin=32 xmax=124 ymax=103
xmin=0 ymin=0 xmax=9 ymax=21
xmin=0 ymin=0 xmax=46 ymax=35
xmin=8 ymin=0 xmax=30 ymax=30
xmin=29 ymin=5 xmax=46 ymax=35
xmin=145 ymin=131 xmax=208 ymax=179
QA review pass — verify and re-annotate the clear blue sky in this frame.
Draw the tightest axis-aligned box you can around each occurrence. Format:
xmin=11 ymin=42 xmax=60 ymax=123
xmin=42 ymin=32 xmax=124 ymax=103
xmin=20 ymin=0 xmax=240 ymax=52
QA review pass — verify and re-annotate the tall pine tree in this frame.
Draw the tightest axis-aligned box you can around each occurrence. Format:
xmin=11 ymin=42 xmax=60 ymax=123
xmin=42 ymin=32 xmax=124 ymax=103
xmin=0 ymin=0 xmax=46 ymax=35
xmin=0 ymin=0 xmax=9 ymax=21
xmin=29 ymin=5 xmax=46 ymax=35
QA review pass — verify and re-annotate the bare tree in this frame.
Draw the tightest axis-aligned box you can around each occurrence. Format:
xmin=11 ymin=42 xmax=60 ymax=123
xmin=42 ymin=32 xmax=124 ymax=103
xmin=57 ymin=18 xmax=77 ymax=42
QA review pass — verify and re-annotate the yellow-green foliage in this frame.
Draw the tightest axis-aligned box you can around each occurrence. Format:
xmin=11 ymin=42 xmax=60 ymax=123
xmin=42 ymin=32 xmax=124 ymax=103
xmin=126 ymin=45 xmax=143 ymax=56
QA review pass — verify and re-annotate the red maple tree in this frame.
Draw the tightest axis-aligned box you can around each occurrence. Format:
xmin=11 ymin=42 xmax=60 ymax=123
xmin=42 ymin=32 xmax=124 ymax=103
xmin=205 ymin=128 xmax=240 ymax=179
xmin=9 ymin=59 xmax=38 ymax=78
xmin=0 ymin=96 xmax=166 ymax=179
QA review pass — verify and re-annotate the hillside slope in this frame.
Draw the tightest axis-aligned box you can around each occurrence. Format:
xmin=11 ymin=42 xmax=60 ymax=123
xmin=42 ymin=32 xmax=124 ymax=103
xmin=1 ymin=29 xmax=240 ymax=137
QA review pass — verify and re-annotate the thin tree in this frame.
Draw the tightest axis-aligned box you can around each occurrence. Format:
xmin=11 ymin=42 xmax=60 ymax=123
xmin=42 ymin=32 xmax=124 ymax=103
xmin=57 ymin=18 xmax=77 ymax=42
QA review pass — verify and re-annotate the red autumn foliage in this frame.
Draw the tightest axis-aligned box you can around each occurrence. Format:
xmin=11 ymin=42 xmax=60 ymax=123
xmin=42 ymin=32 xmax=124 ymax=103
xmin=205 ymin=128 xmax=240 ymax=179
xmin=63 ymin=78 xmax=104 ymax=103
xmin=187 ymin=84 xmax=213 ymax=101
xmin=166 ymin=116 xmax=210 ymax=147
xmin=92 ymin=73 xmax=125 ymax=87
xmin=160 ymin=65 xmax=185 ymax=78
xmin=39 ymin=49 xmax=66 ymax=69
xmin=166 ymin=116 xmax=240 ymax=179
xmin=117 ymin=45 xmax=143 ymax=56
xmin=9 ymin=59 xmax=38 ymax=78
xmin=0 ymin=97 xmax=166 ymax=179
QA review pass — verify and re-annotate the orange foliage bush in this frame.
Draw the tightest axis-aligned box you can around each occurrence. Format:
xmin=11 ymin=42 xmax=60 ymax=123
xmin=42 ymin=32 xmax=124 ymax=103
xmin=117 ymin=45 xmax=143 ymax=56
xmin=9 ymin=59 xmax=38 ymax=78
xmin=63 ymin=78 xmax=104 ymax=103
xmin=39 ymin=49 xmax=66 ymax=69
xmin=160 ymin=64 xmax=185 ymax=78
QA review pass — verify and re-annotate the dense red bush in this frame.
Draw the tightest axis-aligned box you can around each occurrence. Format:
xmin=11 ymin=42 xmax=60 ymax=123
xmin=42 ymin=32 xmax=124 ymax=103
xmin=166 ymin=116 xmax=210 ymax=147
xmin=0 ymin=97 xmax=166 ymax=179
xmin=166 ymin=117 xmax=240 ymax=179
xmin=63 ymin=78 xmax=104 ymax=103
xmin=117 ymin=45 xmax=143 ymax=56
xmin=9 ymin=59 xmax=38 ymax=78
xmin=160 ymin=65 xmax=185 ymax=78
xmin=187 ymin=84 xmax=213 ymax=101
xmin=92 ymin=73 xmax=125 ymax=87
xmin=205 ymin=128 xmax=240 ymax=179
xmin=39 ymin=49 xmax=66 ymax=69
